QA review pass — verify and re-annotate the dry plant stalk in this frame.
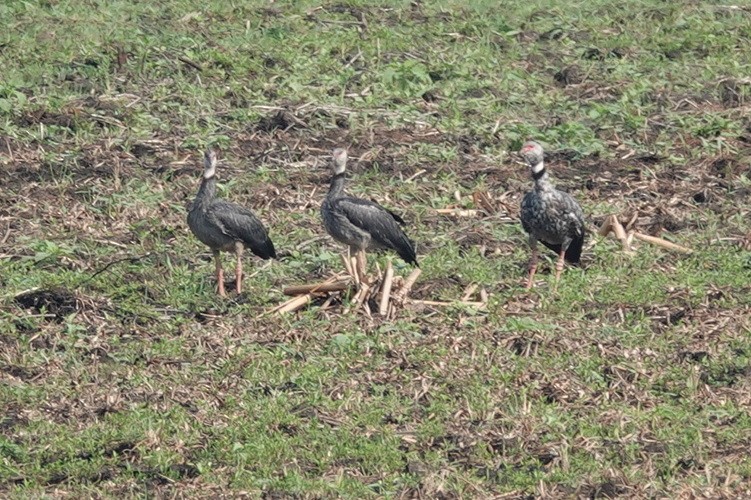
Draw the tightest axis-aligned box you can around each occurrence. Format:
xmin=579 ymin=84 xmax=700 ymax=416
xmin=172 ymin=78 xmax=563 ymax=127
xmin=633 ymin=232 xmax=693 ymax=254
xmin=353 ymin=282 xmax=370 ymax=308
xmin=435 ymin=208 xmax=480 ymax=217
xmin=379 ymin=261 xmax=394 ymax=315
xmin=341 ymin=254 xmax=357 ymax=285
xmin=274 ymin=275 xmax=350 ymax=314
xmin=611 ymin=215 xmax=631 ymax=251
xmin=598 ymin=215 xmax=613 ymax=236
xmin=275 ymin=260 xmax=424 ymax=316
xmin=625 ymin=212 xmax=639 ymax=231
xmin=472 ymin=191 xmax=496 ymax=214
xmin=626 ymin=231 xmax=636 ymax=248
xmin=394 ymin=268 xmax=422 ymax=303
xmin=461 ymin=284 xmax=478 ymax=302
xmin=599 ymin=214 xmax=693 ymax=254
xmin=410 ymin=299 xmax=486 ymax=309
xmin=283 ymin=279 xmax=351 ymax=296
xmin=274 ymin=294 xmax=312 ymax=314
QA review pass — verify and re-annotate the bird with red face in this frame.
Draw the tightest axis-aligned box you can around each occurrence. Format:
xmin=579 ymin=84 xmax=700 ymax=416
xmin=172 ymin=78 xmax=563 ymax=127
xmin=519 ymin=141 xmax=585 ymax=289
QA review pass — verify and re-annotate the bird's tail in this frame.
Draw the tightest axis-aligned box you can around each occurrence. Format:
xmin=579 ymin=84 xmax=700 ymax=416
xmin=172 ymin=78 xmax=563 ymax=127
xmin=249 ymin=236 xmax=277 ymax=260
xmin=539 ymin=232 xmax=584 ymax=265
xmin=564 ymin=232 xmax=584 ymax=265
xmin=398 ymin=236 xmax=419 ymax=267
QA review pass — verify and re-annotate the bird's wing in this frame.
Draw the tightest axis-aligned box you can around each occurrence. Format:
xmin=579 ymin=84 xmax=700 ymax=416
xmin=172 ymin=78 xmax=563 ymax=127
xmin=335 ymin=197 xmax=417 ymax=264
xmin=554 ymin=191 xmax=585 ymax=236
xmin=554 ymin=191 xmax=585 ymax=263
xmin=209 ymin=201 xmax=276 ymax=259
xmin=348 ymin=197 xmax=407 ymax=225
xmin=336 ymin=198 xmax=401 ymax=237
xmin=520 ymin=191 xmax=537 ymax=234
xmin=374 ymin=201 xmax=407 ymax=226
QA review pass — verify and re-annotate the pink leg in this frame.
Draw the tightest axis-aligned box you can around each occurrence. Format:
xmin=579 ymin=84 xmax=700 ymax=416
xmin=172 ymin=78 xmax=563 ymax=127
xmin=235 ymin=241 xmax=244 ymax=294
xmin=553 ymin=249 xmax=566 ymax=291
xmin=214 ymin=249 xmax=226 ymax=297
xmin=525 ymin=245 xmax=539 ymax=289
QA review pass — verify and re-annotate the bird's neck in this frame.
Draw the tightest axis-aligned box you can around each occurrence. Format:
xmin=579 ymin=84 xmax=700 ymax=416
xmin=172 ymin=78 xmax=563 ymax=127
xmin=531 ymin=161 xmax=553 ymax=191
xmin=327 ymin=173 xmax=346 ymax=199
xmin=194 ymin=176 xmax=217 ymax=208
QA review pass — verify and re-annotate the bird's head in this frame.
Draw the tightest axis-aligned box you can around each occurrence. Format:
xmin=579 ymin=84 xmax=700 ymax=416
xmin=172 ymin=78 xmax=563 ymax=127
xmin=520 ymin=141 xmax=544 ymax=167
xmin=331 ymin=148 xmax=348 ymax=175
xmin=203 ymin=149 xmax=218 ymax=179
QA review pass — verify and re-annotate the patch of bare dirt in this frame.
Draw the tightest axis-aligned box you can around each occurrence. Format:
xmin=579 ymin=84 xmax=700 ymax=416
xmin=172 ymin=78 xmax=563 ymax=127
xmin=410 ymin=277 xmax=463 ymax=300
xmin=15 ymin=288 xmax=80 ymax=321
xmin=553 ymin=65 xmax=585 ymax=86
xmin=255 ymin=110 xmax=304 ymax=133
xmin=16 ymin=109 xmax=78 ymax=131
xmin=718 ymin=78 xmax=750 ymax=108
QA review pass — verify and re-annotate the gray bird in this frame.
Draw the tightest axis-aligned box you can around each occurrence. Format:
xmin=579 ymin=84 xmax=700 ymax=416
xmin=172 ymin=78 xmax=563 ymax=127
xmin=519 ymin=141 xmax=584 ymax=289
xmin=187 ymin=149 xmax=276 ymax=296
xmin=321 ymin=148 xmax=418 ymax=282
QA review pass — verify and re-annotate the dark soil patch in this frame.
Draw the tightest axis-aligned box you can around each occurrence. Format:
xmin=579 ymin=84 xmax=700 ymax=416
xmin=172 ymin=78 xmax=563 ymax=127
xmin=130 ymin=142 xmax=156 ymax=158
xmin=410 ymin=277 xmax=463 ymax=300
xmin=0 ymin=405 xmax=28 ymax=431
xmin=562 ymin=157 xmax=648 ymax=180
xmin=580 ymin=479 xmax=631 ymax=498
xmin=76 ymin=441 xmax=138 ymax=461
xmin=718 ymin=78 xmax=749 ymax=107
xmin=1 ymin=364 xmax=40 ymax=381
xmin=582 ymin=47 xmax=626 ymax=60
xmin=0 ymin=135 xmax=23 ymax=154
xmin=17 ymin=109 xmax=78 ymax=131
xmin=15 ymin=287 xmax=79 ymax=321
xmin=455 ymin=228 xmax=496 ymax=249
xmin=679 ymin=350 xmax=710 ymax=363
xmin=44 ymin=466 xmax=120 ymax=486
xmin=255 ymin=110 xmax=303 ymax=132
xmin=707 ymin=156 xmax=746 ymax=178
xmin=554 ymin=65 xmax=585 ymax=86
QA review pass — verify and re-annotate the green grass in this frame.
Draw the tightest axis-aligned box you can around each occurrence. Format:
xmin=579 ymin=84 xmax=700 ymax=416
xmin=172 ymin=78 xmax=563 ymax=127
xmin=2 ymin=0 xmax=751 ymax=497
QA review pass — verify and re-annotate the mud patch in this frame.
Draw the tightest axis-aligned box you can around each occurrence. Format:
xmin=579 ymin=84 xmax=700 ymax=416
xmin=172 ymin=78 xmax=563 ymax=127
xmin=718 ymin=78 xmax=750 ymax=108
xmin=255 ymin=110 xmax=304 ymax=132
xmin=17 ymin=109 xmax=78 ymax=131
xmin=15 ymin=287 xmax=79 ymax=321
xmin=554 ymin=65 xmax=584 ymax=86
xmin=410 ymin=277 xmax=463 ymax=300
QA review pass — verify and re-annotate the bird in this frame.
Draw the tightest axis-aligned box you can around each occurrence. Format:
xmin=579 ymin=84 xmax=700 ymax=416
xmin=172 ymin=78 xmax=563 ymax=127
xmin=519 ymin=141 xmax=585 ymax=289
xmin=187 ymin=149 xmax=276 ymax=296
xmin=321 ymin=148 xmax=418 ymax=283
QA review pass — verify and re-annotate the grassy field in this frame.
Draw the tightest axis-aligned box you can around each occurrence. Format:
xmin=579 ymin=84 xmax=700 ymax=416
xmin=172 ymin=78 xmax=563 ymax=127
xmin=2 ymin=0 xmax=751 ymax=497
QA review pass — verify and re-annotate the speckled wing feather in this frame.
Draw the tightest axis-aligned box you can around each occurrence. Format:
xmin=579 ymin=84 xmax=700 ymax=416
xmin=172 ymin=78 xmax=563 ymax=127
xmin=382 ymin=206 xmax=406 ymax=226
xmin=336 ymin=197 xmax=418 ymax=266
xmin=209 ymin=201 xmax=276 ymax=259
xmin=520 ymin=190 xmax=584 ymax=264
xmin=520 ymin=191 xmax=538 ymax=236
xmin=555 ymin=191 xmax=585 ymax=263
